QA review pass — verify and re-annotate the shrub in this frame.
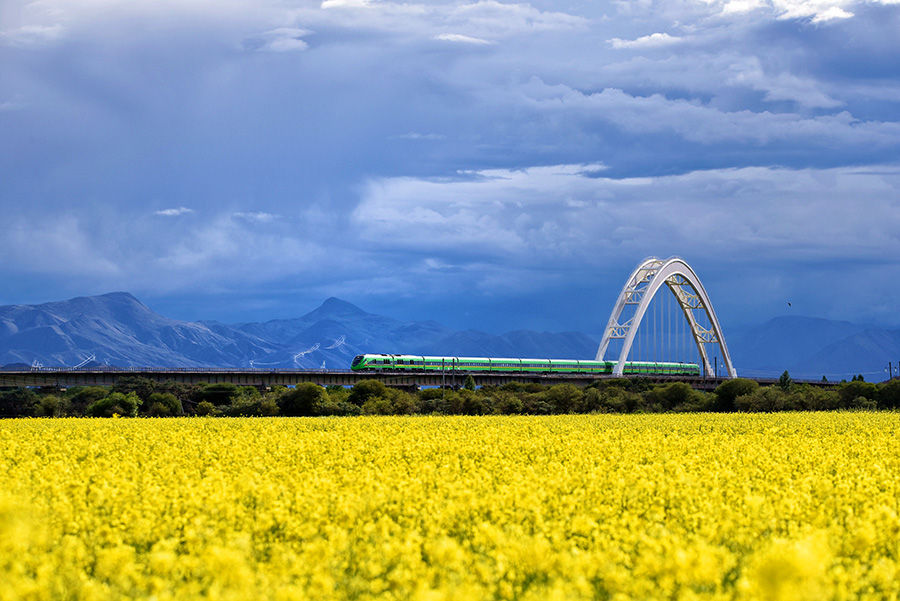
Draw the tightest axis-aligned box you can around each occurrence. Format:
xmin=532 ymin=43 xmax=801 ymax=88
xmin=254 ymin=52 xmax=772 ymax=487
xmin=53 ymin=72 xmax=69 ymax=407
xmin=0 ymin=387 xmax=40 ymax=418
xmin=545 ymin=384 xmax=584 ymax=414
xmin=195 ymin=401 xmax=217 ymax=416
xmin=878 ymin=379 xmax=900 ymax=410
xmin=349 ymin=380 xmax=390 ymax=407
xmin=714 ymin=378 xmax=759 ymax=412
xmin=278 ymin=383 xmax=329 ymax=416
xmin=64 ymin=386 xmax=108 ymax=415
xmin=33 ymin=395 xmax=69 ymax=417
xmin=85 ymin=392 xmax=142 ymax=417
xmin=644 ymin=382 xmax=702 ymax=412
xmin=790 ymin=385 xmax=839 ymax=411
xmin=194 ymin=383 xmax=241 ymax=406
xmin=838 ymin=381 xmax=878 ymax=408
xmin=491 ymin=390 xmax=524 ymax=415
xmin=734 ymin=387 xmax=798 ymax=412
xmin=145 ymin=393 xmax=182 ymax=416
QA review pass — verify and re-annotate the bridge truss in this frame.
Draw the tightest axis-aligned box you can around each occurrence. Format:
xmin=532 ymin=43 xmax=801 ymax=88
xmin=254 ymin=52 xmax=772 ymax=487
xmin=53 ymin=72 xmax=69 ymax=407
xmin=596 ymin=257 xmax=737 ymax=379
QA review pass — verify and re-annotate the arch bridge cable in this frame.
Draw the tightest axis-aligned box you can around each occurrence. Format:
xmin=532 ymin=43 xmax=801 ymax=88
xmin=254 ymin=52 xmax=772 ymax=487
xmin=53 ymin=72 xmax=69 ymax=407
xmin=596 ymin=256 xmax=737 ymax=379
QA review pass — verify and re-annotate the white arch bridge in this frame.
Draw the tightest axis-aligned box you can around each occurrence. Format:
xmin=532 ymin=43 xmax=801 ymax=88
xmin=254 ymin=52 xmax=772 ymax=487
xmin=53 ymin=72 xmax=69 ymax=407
xmin=596 ymin=256 xmax=737 ymax=379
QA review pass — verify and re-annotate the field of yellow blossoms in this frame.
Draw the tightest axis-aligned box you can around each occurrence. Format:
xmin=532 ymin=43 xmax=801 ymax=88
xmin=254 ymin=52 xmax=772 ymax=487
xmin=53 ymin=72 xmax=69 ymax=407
xmin=2 ymin=413 xmax=900 ymax=600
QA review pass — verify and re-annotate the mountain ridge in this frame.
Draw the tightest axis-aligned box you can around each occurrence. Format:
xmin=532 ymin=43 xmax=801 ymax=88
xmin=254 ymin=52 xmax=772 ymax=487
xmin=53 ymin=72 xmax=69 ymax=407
xmin=1 ymin=292 xmax=898 ymax=380
xmin=0 ymin=293 xmax=598 ymax=370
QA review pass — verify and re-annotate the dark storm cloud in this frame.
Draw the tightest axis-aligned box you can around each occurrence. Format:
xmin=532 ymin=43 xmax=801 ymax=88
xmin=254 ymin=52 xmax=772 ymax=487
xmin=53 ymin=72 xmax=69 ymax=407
xmin=1 ymin=0 xmax=899 ymax=331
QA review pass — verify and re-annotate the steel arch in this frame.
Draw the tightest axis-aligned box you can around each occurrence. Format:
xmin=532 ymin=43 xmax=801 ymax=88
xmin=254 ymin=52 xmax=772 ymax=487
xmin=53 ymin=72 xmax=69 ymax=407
xmin=596 ymin=257 xmax=737 ymax=378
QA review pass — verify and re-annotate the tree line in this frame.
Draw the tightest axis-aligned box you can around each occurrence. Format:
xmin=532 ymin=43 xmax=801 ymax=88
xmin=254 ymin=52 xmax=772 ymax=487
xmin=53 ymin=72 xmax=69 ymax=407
xmin=1 ymin=372 xmax=899 ymax=418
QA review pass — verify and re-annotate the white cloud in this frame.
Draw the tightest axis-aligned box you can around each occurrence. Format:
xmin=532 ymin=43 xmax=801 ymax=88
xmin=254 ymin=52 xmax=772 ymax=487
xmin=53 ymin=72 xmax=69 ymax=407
xmin=725 ymin=57 xmax=843 ymax=108
xmin=252 ymin=27 xmax=311 ymax=52
xmin=391 ymin=132 xmax=446 ymax=140
xmin=351 ymin=164 xmax=900 ymax=272
xmin=321 ymin=0 xmax=371 ymax=8
xmin=619 ymin=0 xmax=896 ymax=23
xmin=233 ymin=211 xmax=277 ymax=222
xmin=608 ymin=32 xmax=684 ymax=49
xmin=809 ymin=5 xmax=854 ymax=20
xmin=514 ymin=78 xmax=898 ymax=145
xmin=314 ymin=0 xmax=585 ymax=39
xmin=0 ymin=24 xmax=64 ymax=47
xmin=154 ymin=207 xmax=195 ymax=217
xmin=434 ymin=33 xmax=494 ymax=45
xmin=709 ymin=0 xmax=867 ymax=21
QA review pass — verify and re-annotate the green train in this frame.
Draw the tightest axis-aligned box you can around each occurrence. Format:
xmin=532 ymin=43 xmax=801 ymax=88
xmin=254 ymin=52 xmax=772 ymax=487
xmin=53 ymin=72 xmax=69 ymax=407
xmin=350 ymin=354 xmax=701 ymax=376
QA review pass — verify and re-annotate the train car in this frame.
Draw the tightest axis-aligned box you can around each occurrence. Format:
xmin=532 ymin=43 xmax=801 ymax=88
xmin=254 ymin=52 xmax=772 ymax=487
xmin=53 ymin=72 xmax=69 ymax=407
xmin=350 ymin=354 xmax=700 ymax=376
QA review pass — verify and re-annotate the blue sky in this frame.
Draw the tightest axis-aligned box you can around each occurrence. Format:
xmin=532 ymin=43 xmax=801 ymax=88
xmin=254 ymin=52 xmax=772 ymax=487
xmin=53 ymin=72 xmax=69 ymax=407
xmin=2 ymin=0 xmax=899 ymax=335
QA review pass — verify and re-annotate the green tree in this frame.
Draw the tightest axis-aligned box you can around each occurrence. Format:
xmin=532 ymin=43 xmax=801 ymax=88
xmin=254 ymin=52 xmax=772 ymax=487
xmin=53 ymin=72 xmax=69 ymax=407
xmin=349 ymin=380 xmax=390 ymax=406
xmin=713 ymin=378 xmax=759 ymax=412
xmin=838 ymin=381 xmax=878 ymax=408
xmin=644 ymin=382 xmax=702 ymax=412
xmin=0 ymin=387 xmax=39 ymax=418
xmin=111 ymin=376 xmax=158 ymax=401
xmin=33 ymin=395 xmax=69 ymax=417
xmin=279 ymin=383 xmax=329 ymax=416
xmin=64 ymin=386 xmax=109 ymax=415
xmin=325 ymin=385 xmax=351 ymax=404
xmin=193 ymin=383 xmax=241 ymax=406
xmin=789 ymin=384 xmax=839 ymax=411
xmin=458 ymin=389 xmax=490 ymax=415
xmin=85 ymin=392 xmax=142 ymax=417
xmin=463 ymin=375 xmax=476 ymax=391
xmin=390 ymin=390 xmax=419 ymax=415
xmin=545 ymin=384 xmax=583 ymax=413
xmin=490 ymin=390 xmax=524 ymax=415
xmin=145 ymin=392 xmax=182 ymax=416
xmin=734 ymin=387 xmax=794 ymax=412
xmin=777 ymin=370 xmax=793 ymax=391
xmin=878 ymin=379 xmax=900 ymax=410
xmin=195 ymin=401 xmax=217 ymax=416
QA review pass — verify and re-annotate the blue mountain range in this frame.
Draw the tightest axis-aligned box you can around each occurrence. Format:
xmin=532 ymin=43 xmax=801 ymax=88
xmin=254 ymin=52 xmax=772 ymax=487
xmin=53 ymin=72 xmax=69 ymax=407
xmin=1 ymin=292 xmax=897 ymax=381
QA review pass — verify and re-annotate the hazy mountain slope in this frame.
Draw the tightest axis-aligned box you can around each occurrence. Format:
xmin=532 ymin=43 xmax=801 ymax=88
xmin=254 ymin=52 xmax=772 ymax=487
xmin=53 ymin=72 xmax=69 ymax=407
xmin=0 ymin=292 xmax=280 ymax=368
xmin=728 ymin=316 xmax=864 ymax=371
xmin=1 ymin=293 xmax=897 ymax=378
xmin=794 ymin=329 xmax=900 ymax=380
xmin=0 ymin=294 xmax=597 ymax=369
xmin=729 ymin=316 xmax=900 ymax=380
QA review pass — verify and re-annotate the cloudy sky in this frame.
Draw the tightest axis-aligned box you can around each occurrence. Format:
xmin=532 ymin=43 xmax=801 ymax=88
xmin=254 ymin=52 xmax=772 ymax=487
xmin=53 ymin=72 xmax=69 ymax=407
xmin=2 ymin=0 xmax=899 ymax=335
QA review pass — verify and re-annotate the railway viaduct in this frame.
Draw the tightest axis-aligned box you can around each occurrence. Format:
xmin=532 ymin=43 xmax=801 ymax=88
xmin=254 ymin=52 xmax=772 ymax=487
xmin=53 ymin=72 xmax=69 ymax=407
xmin=0 ymin=367 xmax=837 ymax=392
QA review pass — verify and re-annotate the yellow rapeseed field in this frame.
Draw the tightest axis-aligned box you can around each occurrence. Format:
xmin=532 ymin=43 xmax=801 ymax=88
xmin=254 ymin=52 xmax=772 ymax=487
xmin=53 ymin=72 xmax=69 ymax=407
xmin=2 ymin=413 xmax=900 ymax=600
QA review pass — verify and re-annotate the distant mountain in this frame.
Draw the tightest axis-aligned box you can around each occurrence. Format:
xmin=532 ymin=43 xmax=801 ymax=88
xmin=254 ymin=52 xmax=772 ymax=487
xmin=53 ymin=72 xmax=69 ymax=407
xmin=729 ymin=316 xmax=900 ymax=381
xmin=2 ymin=293 xmax=898 ymax=380
xmin=0 ymin=292 xmax=280 ymax=368
xmin=0 ymin=293 xmax=599 ymax=369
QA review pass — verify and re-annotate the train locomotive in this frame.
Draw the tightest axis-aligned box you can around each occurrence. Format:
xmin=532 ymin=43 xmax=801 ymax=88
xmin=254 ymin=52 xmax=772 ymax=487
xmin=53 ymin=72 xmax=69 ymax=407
xmin=350 ymin=354 xmax=701 ymax=376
